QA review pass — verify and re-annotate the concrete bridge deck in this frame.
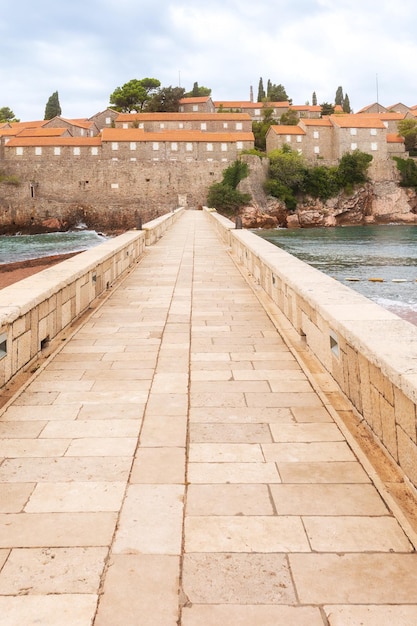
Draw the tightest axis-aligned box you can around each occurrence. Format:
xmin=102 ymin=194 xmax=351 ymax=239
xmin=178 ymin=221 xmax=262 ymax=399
xmin=1 ymin=210 xmax=417 ymax=625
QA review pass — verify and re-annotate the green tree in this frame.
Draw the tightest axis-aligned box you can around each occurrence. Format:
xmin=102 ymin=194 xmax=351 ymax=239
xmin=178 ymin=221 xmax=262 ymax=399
xmin=44 ymin=91 xmax=62 ymax=120
xmin=393 ymin=157 xmax=417 ymax=187
xmin=146 ymin=86 xmax=186 ymax=112
xmin=267 ymin=82 xmax=290 ymax=103
xmin=257 ymin=77 xmax=265 ymax=102
xmin=252 ymin=107 xmax=278 ymax=151
xmin=206 ymin=159 xmax=251 ymax=213
xmin=185 ymin=82 xmax=211 ymax=97
xmin=109 ymin=78 xmax=161 ymax=112
xmin=320 ymin=102 xmax=335 ymax=116
xmin=337 ymin=150 xmax=373 ymax=187
xmin=335 ymin=86 xmax=344 ymax=106
xmin=343 ymin=94 xmax=351 ymax=113
xmin=312 ymin=91 xmax=317 ymax=106
xmin=397 ymin=118 xmax=417 ymax=152
xmin=0 ymin=107 xmax=19 ymax=123
xmin=280 ymin=108 xmax=299 ymax=125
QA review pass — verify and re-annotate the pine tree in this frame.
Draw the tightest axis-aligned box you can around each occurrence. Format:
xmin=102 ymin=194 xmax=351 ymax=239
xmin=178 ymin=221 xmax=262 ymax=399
xmin=257 ymin=78 xmax=265 ymax=102
xmin=312 ymin=91 xmax=317 ymax=106
xmin=335 ymin=86 xmax=344 ymax=106
xmin=44 ymin=91 xmax=62 ymax=120
xmin=267 ymin=79 xmax=272 ymax=98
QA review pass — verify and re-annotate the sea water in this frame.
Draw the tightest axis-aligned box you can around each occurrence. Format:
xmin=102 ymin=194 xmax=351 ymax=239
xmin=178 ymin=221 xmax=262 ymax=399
xmin=256 ymin=224 xmax=417 ymax=321
xmin=0 ymin=230 xmax=108 ymax=265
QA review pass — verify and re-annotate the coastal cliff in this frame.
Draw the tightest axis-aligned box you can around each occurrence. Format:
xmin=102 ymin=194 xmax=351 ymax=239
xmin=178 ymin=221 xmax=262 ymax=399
xmin=235 ymin=161 xmax=417 ymax=228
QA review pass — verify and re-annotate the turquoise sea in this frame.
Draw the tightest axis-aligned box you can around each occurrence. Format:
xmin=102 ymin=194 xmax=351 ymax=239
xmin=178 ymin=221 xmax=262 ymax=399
xmin=0 ymin=230 xmax=107 ymax=265
xmin=256 ymin=225 xmax=417 ymax=322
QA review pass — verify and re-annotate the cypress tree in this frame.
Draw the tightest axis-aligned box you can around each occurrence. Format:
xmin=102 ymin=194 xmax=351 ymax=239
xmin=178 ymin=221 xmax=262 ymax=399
xmin=257 ymin=78 xmax=265 ymax=102
xmin=44 ymin=91 xmax=62 ymax=120
xmin=335 ymin=86 xmax=344 ymax=106
xmin=343 ymin=93 xmax=351 ymax=113
xmin=312 ymin=91 xmax=317 ymax=106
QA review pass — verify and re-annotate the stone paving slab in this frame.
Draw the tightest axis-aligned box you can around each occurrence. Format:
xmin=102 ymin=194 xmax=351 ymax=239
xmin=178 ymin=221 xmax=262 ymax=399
xmin=1 ymin=210 xmax=417 ymax=625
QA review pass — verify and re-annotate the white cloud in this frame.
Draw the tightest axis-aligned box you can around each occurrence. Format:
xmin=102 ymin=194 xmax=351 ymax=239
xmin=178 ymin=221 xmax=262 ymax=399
xmin=2 ymin=0 xmax=417 ymax=120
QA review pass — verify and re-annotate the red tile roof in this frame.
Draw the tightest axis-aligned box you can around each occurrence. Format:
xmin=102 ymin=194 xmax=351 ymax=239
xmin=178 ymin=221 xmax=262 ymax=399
xmin=6 ymin=136 xmax=101 ymax=147
xmin=269 ymin=125 xmax=305 ymax=135
xmin=214 ymin=101 xmax=289 ymax=109
xmin=101 ymin=128 xmax=253 ymax=142
xmin=387 ymin=134 xmax=404 ymax=143
xmin=179 ymin=96 xmax=212 ymax=104
xmin=330 ymin=115 xmax=386 ymax=129
xmin=116 ymin=112 xmax=251 ymax=122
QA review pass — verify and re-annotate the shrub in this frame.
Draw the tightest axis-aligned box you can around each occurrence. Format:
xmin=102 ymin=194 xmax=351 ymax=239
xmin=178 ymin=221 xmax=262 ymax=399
xmin=393 ymin=157 xmax=417 ymax=188
xmin=206 ymin=183 xmax=251 ymax=213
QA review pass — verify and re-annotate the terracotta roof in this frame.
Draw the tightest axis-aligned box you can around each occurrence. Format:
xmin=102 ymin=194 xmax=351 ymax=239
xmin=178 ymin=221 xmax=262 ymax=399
xmin=387 ymin=134 xmax=405 ymax=143
xmin=291 ymin=105 xmax=321 ymax=112
xmin=300 ymin=118 xmax=332 ymax=127
xmin=214 ymin=101 xmax=289 ymax=109
xmin=17 ymin=128 xmax=71 ymax=137
xmin=356 ymin=103 xmax=387 ymax=113
xmin=330 ymin=115 xmax=386 ymax=129
xmin=9 ymin=120 xmax=46 ymax=129
xmin=6 ymin=136 xmax=101 ymax=147
xmin=101 ymin=128 xmax=253 ymax=142
xmin=355 ymin=112 xmax=405 ymax=121
xmin=179 ymin=96 xmax=212 ymax=104
xmin=115 ymin=112 xmax=251 ymax=122
xmin=269 ymin=125 xmax=305 ymax=135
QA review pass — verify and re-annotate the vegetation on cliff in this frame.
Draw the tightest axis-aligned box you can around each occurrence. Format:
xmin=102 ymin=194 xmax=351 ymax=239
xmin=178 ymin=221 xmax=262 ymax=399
xmin=206 ymin=160 xmax=251 ymax=213
xmin=265 ymin=146 xmax=373 ymax=210
xmin=393 ymin=156 xmax=417 ymax=188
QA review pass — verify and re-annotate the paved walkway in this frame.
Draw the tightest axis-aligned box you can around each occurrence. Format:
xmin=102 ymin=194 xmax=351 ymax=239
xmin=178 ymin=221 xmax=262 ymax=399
xmin=1 ymin=210 xmax=417 ymax=625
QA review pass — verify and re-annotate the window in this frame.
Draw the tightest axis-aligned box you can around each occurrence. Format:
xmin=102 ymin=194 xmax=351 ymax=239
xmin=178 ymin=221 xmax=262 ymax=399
xmin=171 ymin=142 xmax=178 ymax=151
xmin=223 ymin=122 xmax=228 ymax=128
xmin=73 ymin=147 xmax=80 ymax=155
xmin=255 ymin=109 xmax=261 ymax=116
xmin=130 ymin=142 xmax=136 ymax=151
xmin=105 ymin=117 xmax=111 ymax=124
xmin=314 ymin=146 xmax=320 ymax=154
xmin=111 ymin=142 xmax=118 ymax=151
xmin=370 ymin=128 xmax=377 ymax=136
xmin=221 ymin=143 xmax=227 ymax=152
xmin=206 ymin=143 xmax=213 ymax=151
xmin=186 ymin=143 xmax=193 ymax=152
xmin=201 ymin=122 xmax=207 ymax=130
xmin=286 ymin=135 xmax=292 ymax=142
xmin=80 ymin=129 xmax=85 ymax=136
xmin=351 ymin=143 xmax=357 ymax=150
xmin=111 ymin=183 xmax=119 ymax=189
xmin=371 ymin=142 xmax=378 ymax=151
xmin=54 ymin=147 xmax=61 ymax=155
xmin=192 ymin=105 xmax=198 ymax=111
xmin=153 ymin=142 xmax=159 ymax=151
xmin=236 ymin=122 xmax=243 ymax=130
xmin=350 ymin=128 xmax=357 ymax=136
xmin=160 ymin=123 xmax=165 ymax=129
xmin=122 ymin=123 xmax=128 ymax=129
xmin=35 ymin=147 xmax=42 ymax=155
xmin=179 ymin=122 xmax=184 ymax=129
xmin=236 ymin=141 xmax=243 ymax=150
xmin=16 ymin=147 xmax=23 ymax=155
xmin=139 ymin=123 xmax=144 ymax=129
xmin=91 ymin=146 xmax=98 ymax=155
xmin=313 ymin=131 xmax=319 ymax=139
xmin=296 ymin=136 xmax=302 ymax=143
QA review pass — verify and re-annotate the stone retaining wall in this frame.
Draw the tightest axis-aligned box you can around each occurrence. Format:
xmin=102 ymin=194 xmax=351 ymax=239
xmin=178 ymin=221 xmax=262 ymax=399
xmin=207 ymin=208 xmax=417 ymax=491
xmin=0 ymin=208 xmax=184 ymax=388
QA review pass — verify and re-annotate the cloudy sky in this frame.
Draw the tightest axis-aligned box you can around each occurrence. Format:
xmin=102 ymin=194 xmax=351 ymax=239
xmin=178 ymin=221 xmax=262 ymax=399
xmin=2 ymin=0 xmax=417 ymax=121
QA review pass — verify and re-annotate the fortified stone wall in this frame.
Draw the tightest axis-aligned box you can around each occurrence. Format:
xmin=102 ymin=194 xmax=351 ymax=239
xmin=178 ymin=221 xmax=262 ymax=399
xmin=0 ymin=159 xmax=225 ymax=233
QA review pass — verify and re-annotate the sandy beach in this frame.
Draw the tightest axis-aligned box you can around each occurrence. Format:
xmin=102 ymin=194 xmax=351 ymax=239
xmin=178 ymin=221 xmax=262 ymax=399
xmin=0 ymin=252 xmax=81 ymax=290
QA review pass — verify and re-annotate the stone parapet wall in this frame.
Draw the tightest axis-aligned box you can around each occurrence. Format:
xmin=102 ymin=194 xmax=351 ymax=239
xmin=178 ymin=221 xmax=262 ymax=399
xmin=0 ymin=209 xmax=184 ymax=389
xmin=206 ymin=208 xmax=417 ymax=491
